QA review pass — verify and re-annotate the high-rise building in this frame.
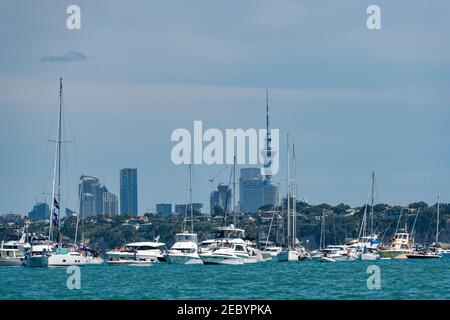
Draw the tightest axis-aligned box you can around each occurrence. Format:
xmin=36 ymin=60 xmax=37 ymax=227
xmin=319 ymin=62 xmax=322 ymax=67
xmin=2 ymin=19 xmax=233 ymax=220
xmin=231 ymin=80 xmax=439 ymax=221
xmin=210 ymin=184 xmax=231 ymax=216
xmin=103 ymin=192 xmax=118 ymax=216
xmin=65 ymin=208 xmax=76 ymax=218
xmin=239 ymin=168 xmax=278 ymax=213
xmin=28 ymin=202 xmax=50 ymax=221
xmin=156 ymin=203 xmax=172 ymax=215
xmin=79 ymin=175 xmax=117 ymax=218
xmin=239 ymin=168 xmax=263 ymax=213
xmin=120 ymin=168 xmax=138 ymax=216
xmin=175 ymin=203 xmax=203 ymax=215
xmin=79 ymin=175 xmax=100 ymax=218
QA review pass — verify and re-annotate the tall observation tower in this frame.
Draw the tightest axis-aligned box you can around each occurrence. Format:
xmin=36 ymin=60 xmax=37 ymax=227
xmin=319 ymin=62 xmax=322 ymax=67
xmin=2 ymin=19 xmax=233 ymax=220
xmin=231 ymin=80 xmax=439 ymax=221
xmin=263 ymin=89 xmax=273 ymax=181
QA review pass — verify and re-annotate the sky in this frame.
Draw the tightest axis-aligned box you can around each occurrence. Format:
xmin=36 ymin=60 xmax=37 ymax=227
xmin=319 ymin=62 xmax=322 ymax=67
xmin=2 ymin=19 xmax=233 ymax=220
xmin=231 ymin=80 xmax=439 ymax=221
xmin=0 ymin=0 xmax=449 ymax=215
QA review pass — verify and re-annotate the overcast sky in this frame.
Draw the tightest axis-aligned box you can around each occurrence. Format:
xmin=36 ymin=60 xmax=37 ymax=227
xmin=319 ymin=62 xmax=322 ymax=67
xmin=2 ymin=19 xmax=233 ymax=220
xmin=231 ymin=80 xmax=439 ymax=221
xmin=1 ymin=0 xmax=449 ymax=215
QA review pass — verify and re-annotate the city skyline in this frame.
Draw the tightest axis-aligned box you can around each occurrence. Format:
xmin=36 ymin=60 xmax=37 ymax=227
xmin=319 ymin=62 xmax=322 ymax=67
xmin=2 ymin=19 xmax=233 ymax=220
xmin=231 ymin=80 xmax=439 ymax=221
xmin=1 ymin=1 xmax=449 ymax=215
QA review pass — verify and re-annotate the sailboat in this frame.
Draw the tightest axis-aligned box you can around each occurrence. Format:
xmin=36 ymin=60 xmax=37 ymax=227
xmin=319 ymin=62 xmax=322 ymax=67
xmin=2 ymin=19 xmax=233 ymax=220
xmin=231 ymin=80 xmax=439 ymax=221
xmin=165 ymin=164 xmax=202 ymax=264
xmin=407 ymin=189 xmax=442 ymax=259
xmin=350 ymin=173 xmax=380 ymax=260
xmin=44 ymin=79 xmax=88 ymax=267
xmin=277 ymin=139 xmax=309 ymax=262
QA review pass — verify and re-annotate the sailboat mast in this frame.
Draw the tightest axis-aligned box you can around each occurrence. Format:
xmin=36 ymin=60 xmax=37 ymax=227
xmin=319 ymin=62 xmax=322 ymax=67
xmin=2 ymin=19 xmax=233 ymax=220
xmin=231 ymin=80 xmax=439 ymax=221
xmin=57 ymin=78 xmax=63 ymax=239
xmin=48 ymin=78 xmax=63 ymax=243
xmin=189 ymin=164 xmax=193 ymax=233
xmin=286 ymin=133 xmax=291 ymax=249
xmin=232 ymin=155 xmax=236 ymax=225
xmin=292 ymin=143 xmax=296 ymax=247
xmin=370 ymin=172 xmax=375 ymax=236
xmin=436 ymin=188 xmax=440 ymax=245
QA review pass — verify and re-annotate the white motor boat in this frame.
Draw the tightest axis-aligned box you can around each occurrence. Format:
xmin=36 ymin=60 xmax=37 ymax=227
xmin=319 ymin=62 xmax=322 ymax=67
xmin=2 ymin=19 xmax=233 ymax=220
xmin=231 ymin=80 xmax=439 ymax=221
xmin=107 ymin=256 xmax=158 ymax=266
xmin=360 ymin=250 xmax=379 ymax=261
xmin=0 ymin=233 xmax=30 ymax=267
xmin=106 ymin=241 xmax=167 ymax=263
xmin=319 ymin=245 xmax=357 ymax=262
xmin=23 ymin=235 xmax=53 ymax=268
xmin=86 ymin=255 xmax=104 ymax=265
xmin=165 ymin=232 xmax=202 ymax=265
xmin=198 ymin=225 xmax=264 ymax=264
xmin=261 ymin=245 xmax=283 ymax=261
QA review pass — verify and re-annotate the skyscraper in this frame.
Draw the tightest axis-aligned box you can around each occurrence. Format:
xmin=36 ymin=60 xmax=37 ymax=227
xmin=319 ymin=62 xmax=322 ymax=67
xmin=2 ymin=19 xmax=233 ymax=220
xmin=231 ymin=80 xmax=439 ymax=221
xmin=103 ymin=192 xmax=118 ymax=216
xmin=79 ymin=175 xmax=117 ymax=218
xmin=120 ymin=168 xmax=138 ymax=216
xmin=239 ymin=168 xmax=264 ymax=213
xmin=210 ymin=183 xmax=231 ymax=216
xmin=156 ymin=203 xmax=172 ymax=215
xmin=28 ymin=202 xmax=50 ymax=221
xmin=79 ymin=175 xmax=100 ymax=218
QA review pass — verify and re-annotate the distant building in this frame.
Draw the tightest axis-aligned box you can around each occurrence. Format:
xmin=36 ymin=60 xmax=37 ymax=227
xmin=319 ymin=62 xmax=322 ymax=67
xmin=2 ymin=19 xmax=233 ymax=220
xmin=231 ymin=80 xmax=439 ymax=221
xmin=239 ymin=168 xmax=278 ymax=213
xmin=120 ymin=168 xmax=138 ymax=216
xmin=79 ymin=175 xmax=117 ymax=218
xmin=103 ymin=192 xmax=118 ymax=216
xmin=239 ymin=168 xmax=263 ymax=213
xmin=65 ymin=208 xmax=76 ymax=218
xmin=79 ymin=175 xmax=100 ymax=218
xmin=262 ymin=181 xmax=278 ymax=208
xmin=210 ymin=184 xmax=231 ymax=216
xmin=156 ymin=203 xmax=172 ymax=215
xmin=28 ymin=202 xmax=50 ymax=221
xmin=175 ymin=203 xmax=203 ymax=215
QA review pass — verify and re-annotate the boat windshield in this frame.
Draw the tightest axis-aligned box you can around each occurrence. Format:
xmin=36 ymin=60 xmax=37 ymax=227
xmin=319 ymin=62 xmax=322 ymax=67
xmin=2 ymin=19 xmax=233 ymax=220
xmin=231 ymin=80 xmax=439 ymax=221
xmin=213 ymin=229 xmax=245 ymax=239
xmin=175 ymin=234 xmax=197 ymax=243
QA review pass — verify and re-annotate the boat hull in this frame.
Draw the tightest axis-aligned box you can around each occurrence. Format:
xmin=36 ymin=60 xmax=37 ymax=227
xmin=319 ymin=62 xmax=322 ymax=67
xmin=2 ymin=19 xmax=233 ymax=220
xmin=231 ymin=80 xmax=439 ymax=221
xmin=406 ymin=254 xmax=441 ymax=259
xmin=378 ymin=250 xmax=411 ymax=260
xmin=48 ymin=254 xmax=88 ymax=266
xmin=199 ymin=253 xmax=244 ymax=265
xmin=165 ymin=253 xmax=203 ymax=265
xmin=277 ymin=250 xmax=300 ymax=262
xmin=0 ymin=258 xmax=23 ymax=267
xmin=360 ymin=253 xmax=378 ymax=261
xmin=23 ymin=255 xmax=48 ymax=268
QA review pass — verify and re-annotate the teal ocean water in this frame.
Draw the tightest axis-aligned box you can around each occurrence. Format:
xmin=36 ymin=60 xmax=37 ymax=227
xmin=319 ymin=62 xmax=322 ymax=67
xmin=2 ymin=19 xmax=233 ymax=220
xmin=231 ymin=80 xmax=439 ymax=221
xmin=1 ymin=257 xmax=449 ymax=300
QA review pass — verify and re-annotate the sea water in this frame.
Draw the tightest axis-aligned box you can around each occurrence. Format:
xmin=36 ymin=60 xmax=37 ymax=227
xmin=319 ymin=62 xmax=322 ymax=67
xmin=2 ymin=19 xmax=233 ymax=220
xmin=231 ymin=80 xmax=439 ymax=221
xmin=1 ymin=257 xmax=449 ymax=300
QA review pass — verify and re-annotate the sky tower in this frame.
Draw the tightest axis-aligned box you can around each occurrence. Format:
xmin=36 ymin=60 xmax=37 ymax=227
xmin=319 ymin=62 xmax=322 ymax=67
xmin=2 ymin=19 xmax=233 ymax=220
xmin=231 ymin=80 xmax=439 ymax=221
xmin=263 ymin=89 xmax=273 ymax=181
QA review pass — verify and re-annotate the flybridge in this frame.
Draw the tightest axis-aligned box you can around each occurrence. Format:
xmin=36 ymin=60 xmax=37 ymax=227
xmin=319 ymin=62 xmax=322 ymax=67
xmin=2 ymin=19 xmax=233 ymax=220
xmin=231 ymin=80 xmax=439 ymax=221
xmin=170 ymin=120 xmax=280 ymax=175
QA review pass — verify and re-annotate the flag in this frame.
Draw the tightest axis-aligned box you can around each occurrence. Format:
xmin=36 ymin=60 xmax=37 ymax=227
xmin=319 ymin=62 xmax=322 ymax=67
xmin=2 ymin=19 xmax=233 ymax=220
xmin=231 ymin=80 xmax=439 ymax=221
xmin=52 ymin=198 xmax=59 ymax=226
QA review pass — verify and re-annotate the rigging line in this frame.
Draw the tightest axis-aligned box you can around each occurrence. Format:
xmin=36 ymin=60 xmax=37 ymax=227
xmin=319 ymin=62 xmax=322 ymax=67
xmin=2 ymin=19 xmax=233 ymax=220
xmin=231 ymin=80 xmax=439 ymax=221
xmin=41 ymin=95 xmax=60 ymax=203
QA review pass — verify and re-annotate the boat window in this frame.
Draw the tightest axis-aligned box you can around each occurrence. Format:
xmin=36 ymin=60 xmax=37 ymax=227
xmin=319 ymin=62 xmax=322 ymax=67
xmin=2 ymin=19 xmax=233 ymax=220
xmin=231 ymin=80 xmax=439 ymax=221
xmin=234 ymin=245 xmax=245 ymax=251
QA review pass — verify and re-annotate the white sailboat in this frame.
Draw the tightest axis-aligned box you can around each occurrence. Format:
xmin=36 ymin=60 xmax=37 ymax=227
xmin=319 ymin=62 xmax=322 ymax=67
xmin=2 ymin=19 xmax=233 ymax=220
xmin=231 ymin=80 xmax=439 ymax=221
xmin=165 ymin=164 xmax=202 ymax=264
xmin=407 ymin=189 xmax=442 ymax=259
xmin=277 ymin=139 xmax=308 ymax=262
xmin=353 ymin=173 xmax=380 ymax=261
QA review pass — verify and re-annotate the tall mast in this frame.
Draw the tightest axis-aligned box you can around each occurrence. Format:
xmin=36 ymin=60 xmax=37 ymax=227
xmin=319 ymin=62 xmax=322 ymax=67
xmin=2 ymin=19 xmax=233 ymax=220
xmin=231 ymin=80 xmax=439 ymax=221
xmin=436 ymin=188 xmax=440 ymax=245
xmin=57 ymin=78 xmax=62 ymax=239
xmin=292 ymin=143 xmax=296 ymax=247
xmin=370 ymin=172 xmax=375 ymax=236
xmin=48 ymin=78 xmax=63 ymax=244
xmin=189 ymin=164 xmax=193 ymax=233
xmin=264 ymin=89 xmax=272 ymax=181
xmin=232 ymin=155 xmax=236 ymax=225
xmin=286 ymin=133 xmax=291 ymax=249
